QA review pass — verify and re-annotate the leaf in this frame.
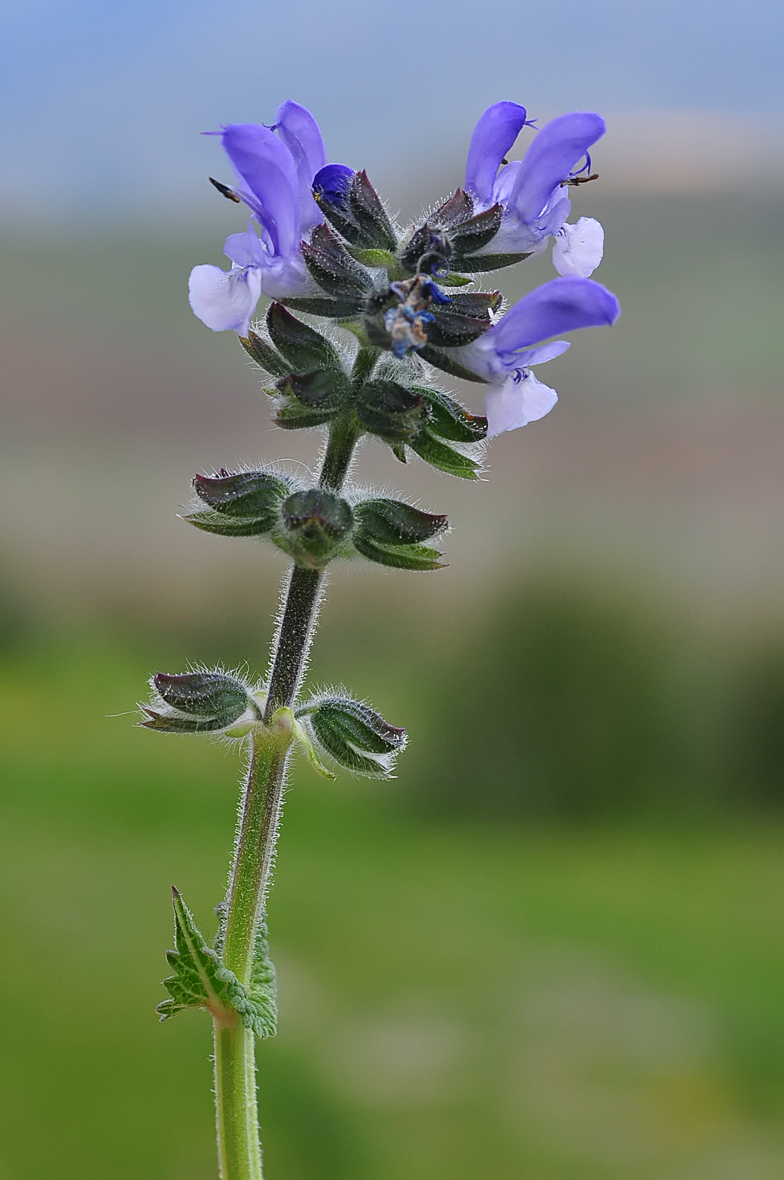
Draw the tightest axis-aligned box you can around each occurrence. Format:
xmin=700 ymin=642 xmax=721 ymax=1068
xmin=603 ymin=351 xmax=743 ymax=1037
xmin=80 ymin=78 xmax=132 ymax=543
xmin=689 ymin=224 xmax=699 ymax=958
xmin=157 ymin=888 xmax=244 ymax=1023
xmin=158 ymin=890 xmax=278 ymax=1039
xmin=226 ymin=918 xmax=278 ymax=1039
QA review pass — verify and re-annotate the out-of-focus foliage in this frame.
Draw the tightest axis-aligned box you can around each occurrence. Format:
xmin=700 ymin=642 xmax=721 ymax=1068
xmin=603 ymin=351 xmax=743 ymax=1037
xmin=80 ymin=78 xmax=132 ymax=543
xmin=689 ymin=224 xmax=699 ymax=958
xmin=411 ymin=578 xmax=685 ymax=819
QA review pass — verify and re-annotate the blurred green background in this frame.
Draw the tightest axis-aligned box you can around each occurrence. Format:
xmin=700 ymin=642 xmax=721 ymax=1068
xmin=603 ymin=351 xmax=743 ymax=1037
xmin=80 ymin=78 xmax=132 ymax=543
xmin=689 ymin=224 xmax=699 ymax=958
xmin=2 ymin=181 xmax=784 ymax=1180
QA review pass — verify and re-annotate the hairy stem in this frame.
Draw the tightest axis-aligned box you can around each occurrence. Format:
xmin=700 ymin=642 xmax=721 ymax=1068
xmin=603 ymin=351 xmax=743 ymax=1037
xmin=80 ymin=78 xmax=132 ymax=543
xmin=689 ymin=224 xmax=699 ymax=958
xmin=263 ymin=566 xmax=324 ymax=719
xmin=318 ymin=412 xmax=362 ymax=493
xmin=222 ymin=731 xmax=289 ymax=985
xmin=212 ymin=398 xmax=363 ymax=1179
xmin=214 ymin=1024 xmax=263 ymax=1180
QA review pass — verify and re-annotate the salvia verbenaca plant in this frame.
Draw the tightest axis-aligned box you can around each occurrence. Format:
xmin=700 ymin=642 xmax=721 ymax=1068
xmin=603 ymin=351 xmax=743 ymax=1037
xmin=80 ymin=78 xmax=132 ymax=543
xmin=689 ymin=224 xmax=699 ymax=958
xmin=140 ymin=98 xmax=620 ymax=1179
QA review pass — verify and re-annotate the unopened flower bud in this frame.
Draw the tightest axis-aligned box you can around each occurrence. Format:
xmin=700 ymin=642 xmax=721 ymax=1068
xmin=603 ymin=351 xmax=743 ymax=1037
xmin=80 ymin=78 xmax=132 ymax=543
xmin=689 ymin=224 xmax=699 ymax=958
xmin=274 ymin=489 xmax=354 ymax=568
xmin=398 ymin=223 xmax=452 ymax=277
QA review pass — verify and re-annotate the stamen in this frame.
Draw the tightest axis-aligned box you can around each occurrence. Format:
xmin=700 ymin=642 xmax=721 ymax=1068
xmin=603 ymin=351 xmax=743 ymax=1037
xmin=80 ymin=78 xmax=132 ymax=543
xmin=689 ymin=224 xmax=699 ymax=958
xmin=560 ymin=173 xmax=599 ymax=188
xmin=209 ymin=177 xmax=241 ymax=203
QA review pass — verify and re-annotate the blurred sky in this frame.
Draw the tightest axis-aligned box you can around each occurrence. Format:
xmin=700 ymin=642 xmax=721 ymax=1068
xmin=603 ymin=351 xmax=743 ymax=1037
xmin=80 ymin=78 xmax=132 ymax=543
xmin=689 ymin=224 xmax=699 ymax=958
xmin=1 ymin=0 xmax=783 ymax=229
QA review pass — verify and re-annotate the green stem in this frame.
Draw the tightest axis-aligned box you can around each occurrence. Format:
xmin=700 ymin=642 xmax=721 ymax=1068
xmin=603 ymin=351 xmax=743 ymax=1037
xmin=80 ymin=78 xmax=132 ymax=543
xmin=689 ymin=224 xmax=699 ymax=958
xmin=214 ymin=730 xmax=289 ymax=1180
xmin=214 ymin=1024 xmax=263 ymax=1180
xmin=211 ymin=409 xmax=361 ymax=1180
xmin=318 ymin=413 xmax=361 ymax=492
xmin=222 ymin=732 xmax=289 ymax=985
xmin=264 ymin=566 xmax=324 ymax=719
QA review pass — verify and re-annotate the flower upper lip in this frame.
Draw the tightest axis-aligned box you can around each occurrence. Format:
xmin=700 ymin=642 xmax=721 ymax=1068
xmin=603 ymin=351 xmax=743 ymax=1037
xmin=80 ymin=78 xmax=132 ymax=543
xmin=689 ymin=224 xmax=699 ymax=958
xmin=219 ymin=103 xmax=326 ymax=259
xmin=505 ymin=111 xmax=606 ymax=227
xmin=464 ymin=101 xmax=532 ymax=207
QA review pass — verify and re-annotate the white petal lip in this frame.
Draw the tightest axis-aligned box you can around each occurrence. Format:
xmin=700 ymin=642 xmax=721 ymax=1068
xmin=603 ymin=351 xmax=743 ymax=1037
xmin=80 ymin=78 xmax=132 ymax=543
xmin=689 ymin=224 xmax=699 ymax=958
xmin=188 ymin=264 xmax=263 ymax=335
xmin=484 ymin=371 xmax=559 ymax=437
xmin=552 ymin=217 xmax=604 ymax=278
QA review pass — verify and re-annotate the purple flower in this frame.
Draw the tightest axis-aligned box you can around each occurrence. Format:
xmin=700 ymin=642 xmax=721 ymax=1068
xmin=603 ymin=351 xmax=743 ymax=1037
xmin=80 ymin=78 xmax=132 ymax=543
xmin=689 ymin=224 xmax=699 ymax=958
xmin=189 ymin=101 xmax=328 ymax=335
xmin=464 ymin=102 xmax=607 ymax=276
xmin=455 ymin=276 xmax=621 ymax=436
